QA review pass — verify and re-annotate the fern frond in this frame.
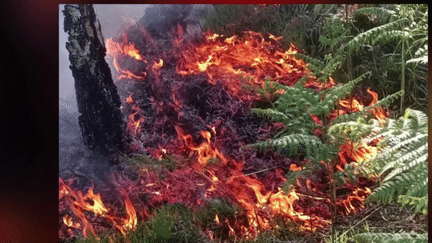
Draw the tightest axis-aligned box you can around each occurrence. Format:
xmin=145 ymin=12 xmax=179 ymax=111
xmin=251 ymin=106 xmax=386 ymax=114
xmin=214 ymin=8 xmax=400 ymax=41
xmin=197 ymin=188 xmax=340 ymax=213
xmin=363 ymin=90 xmax=404 ymax=112
xmin=381 ymin=149 xmax=427 ymax=182
xmin=362 ymin=108 xmax=428 ymax=214
xmin=354 ymin=7 xmax=398 ymax=23
xmin=404 ymin=108 xmax=428 ymax=132
xmin=406 ymin=55 xmax=428 ymax=65
xmin=251 ymin=108 xmax=291 ymax=123
xmin=352 ymin=232 xmax=428 ymax=243
xmin=327 ymin=121 xmax=376 ymax=144
xmin=294 ymin=53 xmax=325 ymax=70
xmin=247 ymin=134 xmax=332 ymax=160
xmin=398 ymin=195 xmax=428 ymax=215
xmin=346 ymin=18 xmax=410 ymax=54
xmin=310 ymin=72 xmax=369 ymax=117
xmin=275 ymin=86 xmax=320 ymax=112
xmin=331 ymin=111 xmax=374 ymax=125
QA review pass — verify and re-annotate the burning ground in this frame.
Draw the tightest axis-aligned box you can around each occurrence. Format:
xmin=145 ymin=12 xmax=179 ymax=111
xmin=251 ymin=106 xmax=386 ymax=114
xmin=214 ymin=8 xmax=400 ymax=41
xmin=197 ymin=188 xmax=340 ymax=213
xmin=59 ymin=5 xmax=393 ymax=242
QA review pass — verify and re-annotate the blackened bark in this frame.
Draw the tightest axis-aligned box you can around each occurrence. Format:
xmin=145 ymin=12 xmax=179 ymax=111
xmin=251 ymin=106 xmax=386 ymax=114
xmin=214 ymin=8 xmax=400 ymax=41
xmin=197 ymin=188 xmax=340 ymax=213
xmin=63 ymin=4 xmax=126 ymax=164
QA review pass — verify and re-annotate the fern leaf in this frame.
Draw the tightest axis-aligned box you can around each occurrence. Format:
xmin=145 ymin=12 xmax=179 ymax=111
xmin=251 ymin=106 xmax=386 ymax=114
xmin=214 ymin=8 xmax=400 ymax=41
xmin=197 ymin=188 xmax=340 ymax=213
xmin=363 ymin=109 xmax=428 ymax=214
xmin=247 ymin=134 xmax=331 ymax=160
xmin=363 ymin=90 xmax=404 ymax=112
xmin=327 ymin=121 xmax=375 ymax=144
xmin=251 ymin=108 xmax=291 ymax=123
xmin=406 ymin=55 xmax=428 ymax=64
xmin=353 ymin=232 xmax=428 ymax=243
xmin=346 ymin=18 xmax=410 ymax=54
xmin=354 ymin=7 xmax=398 ymax=23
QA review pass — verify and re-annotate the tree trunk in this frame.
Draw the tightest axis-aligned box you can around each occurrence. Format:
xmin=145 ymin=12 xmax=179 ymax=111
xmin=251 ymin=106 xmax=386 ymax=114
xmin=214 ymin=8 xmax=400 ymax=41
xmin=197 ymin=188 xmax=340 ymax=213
xmin=63 ymin=4 xmax=126 ymax=164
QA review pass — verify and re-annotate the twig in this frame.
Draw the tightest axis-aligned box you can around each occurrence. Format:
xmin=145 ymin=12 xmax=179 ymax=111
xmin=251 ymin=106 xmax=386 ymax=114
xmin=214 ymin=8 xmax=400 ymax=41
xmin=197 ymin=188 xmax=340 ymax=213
xmin=339 ymin=205 xmax=384 ymax=238
xmin=227 ymin=167 xmax=278 ymax=179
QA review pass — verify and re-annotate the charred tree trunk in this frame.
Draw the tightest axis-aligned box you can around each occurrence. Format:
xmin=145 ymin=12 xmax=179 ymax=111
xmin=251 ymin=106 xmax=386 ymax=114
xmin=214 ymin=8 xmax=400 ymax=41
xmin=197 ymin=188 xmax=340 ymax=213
xmin=63 ymin=4 xmax=126 ymax=164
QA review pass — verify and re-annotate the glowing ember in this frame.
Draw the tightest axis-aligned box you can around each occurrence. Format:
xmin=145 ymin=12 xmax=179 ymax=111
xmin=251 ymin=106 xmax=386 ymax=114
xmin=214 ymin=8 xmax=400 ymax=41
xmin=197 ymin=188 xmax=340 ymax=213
xmin=152 ymin=58 xmax=164 ymax=70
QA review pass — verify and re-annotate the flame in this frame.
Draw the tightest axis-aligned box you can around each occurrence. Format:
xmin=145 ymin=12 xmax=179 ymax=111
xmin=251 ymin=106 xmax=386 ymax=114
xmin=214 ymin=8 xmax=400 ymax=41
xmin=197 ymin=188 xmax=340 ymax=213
xmin=121 ymin=194 xmax=137 ymax=233
xmin=305 ymin=76 xmax=336 ymax=91
xmin=127 ymin=105 xmax=145 ymax=137
xmin=290 ymin=164 xmax=303 ymax=171
xmin=366 ymin=88 xmax=387 ymax=121
xmin=176 ymin=31 xmax=309 ymax=100
xmin=152 ymin=59 xmax=164 ymax=70
xmin=106 ymin=37 xmax=143 ymax=61
xmin=105 ymin=37 xmax=146 ymax=81
xmin=59 ymin=177 xmax=138 ymax=238
xmin=214 ymin=214 xmax=221 ymax=224
xmin=61 ymin=23 xmax=389 ymax=240
xmin=63 ymin=215 xmax=81 ymax=229
xmin=175 ymin=126 xmax=227 ymax=166
xmin=337 ymin=187 xmax=371 ymax=215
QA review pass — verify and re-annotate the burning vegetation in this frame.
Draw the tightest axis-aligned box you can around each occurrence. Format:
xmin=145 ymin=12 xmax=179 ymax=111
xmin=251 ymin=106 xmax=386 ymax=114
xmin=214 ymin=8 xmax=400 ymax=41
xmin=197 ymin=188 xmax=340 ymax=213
xmin=59 ymin=4 xmax=425 ymax=243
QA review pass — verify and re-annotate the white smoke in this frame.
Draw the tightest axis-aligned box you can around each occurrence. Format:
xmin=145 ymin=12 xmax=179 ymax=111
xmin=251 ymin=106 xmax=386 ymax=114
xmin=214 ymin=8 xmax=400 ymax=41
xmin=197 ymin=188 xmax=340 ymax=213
xmin=59 ymin=4 xmax=149 ymax=176
xmin=58 ymin=4 xmax=214 ymax=176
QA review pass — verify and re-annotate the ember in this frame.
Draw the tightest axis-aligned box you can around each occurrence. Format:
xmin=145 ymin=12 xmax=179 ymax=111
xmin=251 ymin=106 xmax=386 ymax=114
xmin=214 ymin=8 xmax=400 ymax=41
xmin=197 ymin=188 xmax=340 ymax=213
xmin=60 ymin=6 xmax=387 ymax=241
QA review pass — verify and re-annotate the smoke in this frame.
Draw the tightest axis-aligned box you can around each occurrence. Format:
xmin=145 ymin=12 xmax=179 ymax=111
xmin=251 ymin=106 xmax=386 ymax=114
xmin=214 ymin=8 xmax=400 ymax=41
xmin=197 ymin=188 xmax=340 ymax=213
xmin=59 ymin=4 xmax=149 ymax=178
xmin=59 ymin=4 xmax=214 ymax=179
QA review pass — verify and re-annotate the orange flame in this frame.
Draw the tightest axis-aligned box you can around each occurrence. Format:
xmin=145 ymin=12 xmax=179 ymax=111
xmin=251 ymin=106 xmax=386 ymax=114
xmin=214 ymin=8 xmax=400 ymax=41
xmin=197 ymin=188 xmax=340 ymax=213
xmin=176 ymin=31 xmax=309 ymax=100
xmin=152 ymin=59 xmax=164 ymax=70
xmin=126 ymin=93 xmax=134 ymax=104
xmin=120 ymin=194 xmax=137 ymax=233
xmin=366 ymin=88 xmax=387 ymax=121
xmin=105 ymin=37 xmax=147 ymax=81
xmin=337 ymin=187 xmax=371 ymax=215
xmin=175 ymin=126 xmax=227 ymax=166
xmin=106 ymin=37 xmax=143 ymax=61
xmin=59 ymin=177 xmax=138 ymax=238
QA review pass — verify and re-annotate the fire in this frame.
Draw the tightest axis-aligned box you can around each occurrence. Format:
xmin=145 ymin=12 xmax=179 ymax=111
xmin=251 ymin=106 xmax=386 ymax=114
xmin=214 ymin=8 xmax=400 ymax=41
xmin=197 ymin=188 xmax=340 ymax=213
xmin=337 ymin=187 xmax=371 ymax=215
xmin=290 ymin=163 xmax=303 ymax=171
xmin=105 ymin=37 xmax=147 ymax=81
xmin=120 ymin=194 xmax=137 ymax=233
xmin=59 ymin=177 xmax=138 ymax=238
xmin=61 ymin=19 xmax=390 ymax=240
xmin=367 ymin=88 xmax=387 ymax=121
xmin=175 ymin=126 xmax=227 ymax=166
xmin=127 ymin=104 xmax=145 ymax=137
xmin=152 ymin=58 xmax=164 ymax=70
xmin=106 ymin=37 xmax=143 ymax=61
xmin=125 ymin=93 xmax=134 ymax=104
xmin=63 ymin=215 xmax=81 ymax=229
xmin=176 ymin=31 xmax=309 ymax=100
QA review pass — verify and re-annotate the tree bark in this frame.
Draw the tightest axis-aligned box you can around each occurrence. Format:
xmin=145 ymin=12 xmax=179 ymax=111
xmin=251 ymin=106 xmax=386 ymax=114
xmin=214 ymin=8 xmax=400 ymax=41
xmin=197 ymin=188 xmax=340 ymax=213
xmin=63 ymin=4 xmax=126 ymax=164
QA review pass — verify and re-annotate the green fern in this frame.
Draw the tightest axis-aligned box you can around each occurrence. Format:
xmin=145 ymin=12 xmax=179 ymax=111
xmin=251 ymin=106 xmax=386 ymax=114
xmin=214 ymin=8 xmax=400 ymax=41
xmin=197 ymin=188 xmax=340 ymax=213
xmin=357 ymin=108 xmax=428 ymax=214
xmin=327 ymin=121 xmax=377 ymax=144
xmin=346 ymin=17 xmax=410 ymax=53
xmin=352 ymin=232 xmax=428 ymax=243
xmin=362 ymin=90 xmax=404 ymax=112
xmin=248 ymin=71 xmax=369 ymax=161
xmin=247 ymin=133 xmax=334 ymax=161
xmin=353 ymin=6 xmax=398 ymax=23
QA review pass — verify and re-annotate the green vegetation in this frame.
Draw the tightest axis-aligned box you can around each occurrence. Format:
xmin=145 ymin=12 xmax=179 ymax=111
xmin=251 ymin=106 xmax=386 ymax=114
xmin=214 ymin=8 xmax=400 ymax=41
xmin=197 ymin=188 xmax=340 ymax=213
xmin=357 ymin=108 xmax=428 ymax=214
